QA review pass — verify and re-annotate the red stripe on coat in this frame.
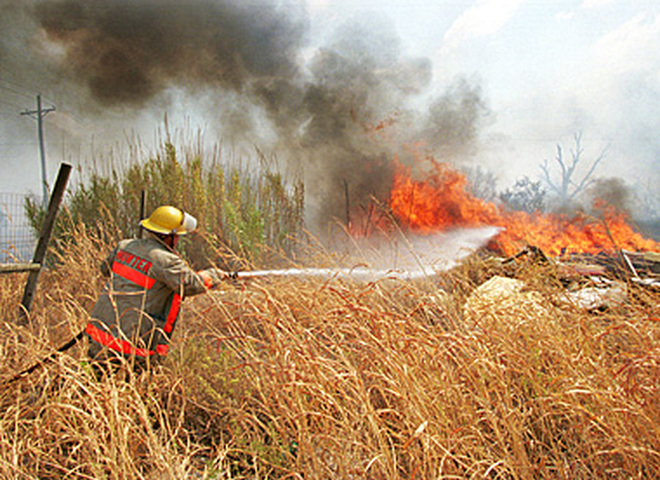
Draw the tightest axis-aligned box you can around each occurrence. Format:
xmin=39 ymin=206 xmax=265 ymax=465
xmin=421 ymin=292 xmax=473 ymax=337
xmin=163 ymin=293 xmax=181 ymax=334
xmin=86 ymin=322 xmax=155 ymax=357
xmin=112 ymin=261 xmax=156 ymax=289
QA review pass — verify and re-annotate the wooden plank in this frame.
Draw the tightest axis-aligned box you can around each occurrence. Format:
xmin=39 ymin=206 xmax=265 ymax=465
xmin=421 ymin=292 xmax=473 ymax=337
xmin=18 ymin=163 xmax=72 ymax=324
xmin=138 ymin=189 xmax=147 ymax=239
xmin=0 ymin=263 xmax=41 ymax=274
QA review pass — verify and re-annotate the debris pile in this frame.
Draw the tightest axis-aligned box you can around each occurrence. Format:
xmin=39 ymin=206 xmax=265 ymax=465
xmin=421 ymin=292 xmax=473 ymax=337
xmin=460 ymin=244 xmax=660 ymax=315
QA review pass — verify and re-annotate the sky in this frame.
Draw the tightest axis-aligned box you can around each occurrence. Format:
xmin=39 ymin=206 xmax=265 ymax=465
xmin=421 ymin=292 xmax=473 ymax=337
xmin=1 ymin=0 xmax=659 ymax=221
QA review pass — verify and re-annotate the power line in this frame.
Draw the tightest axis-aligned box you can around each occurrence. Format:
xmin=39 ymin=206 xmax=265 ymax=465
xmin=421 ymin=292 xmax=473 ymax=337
xmin=0 ymin=70 xmax=45 ymax=95
xmin=0 ymin=75 xmax=58 ymax=106
xmin=0 ymin=82 xmax=34 ymax=101
xmin=0 ymin=98 xmax=24 ymax=110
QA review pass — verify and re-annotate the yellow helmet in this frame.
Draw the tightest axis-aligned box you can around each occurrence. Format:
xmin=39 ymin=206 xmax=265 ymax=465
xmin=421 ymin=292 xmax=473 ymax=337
xmin=140 ymin=206 xmax=197 ymax=235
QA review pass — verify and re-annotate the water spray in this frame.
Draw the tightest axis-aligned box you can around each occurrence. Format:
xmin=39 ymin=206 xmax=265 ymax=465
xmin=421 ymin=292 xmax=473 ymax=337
xmin=231 ymin=226 xmax=502 ymax=283
xmin=233 ymin=267 xmax=429 ymax=282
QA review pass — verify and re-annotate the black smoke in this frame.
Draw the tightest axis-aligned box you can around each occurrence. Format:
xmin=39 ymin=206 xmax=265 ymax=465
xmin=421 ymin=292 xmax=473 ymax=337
xmin=32 ymin=0 xmax=308 ymax=106
xmin=2 ymin=0 xmax=489 ymax=226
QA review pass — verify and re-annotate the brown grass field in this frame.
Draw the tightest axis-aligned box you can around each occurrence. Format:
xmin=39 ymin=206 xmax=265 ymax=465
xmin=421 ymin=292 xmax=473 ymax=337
xmin=1 ymin=226 xmax=659 ymax=479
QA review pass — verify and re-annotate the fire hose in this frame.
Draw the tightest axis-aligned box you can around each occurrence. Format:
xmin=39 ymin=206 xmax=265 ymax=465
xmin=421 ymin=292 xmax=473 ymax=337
xmin=3 ymin=330 xmax=85 ymax=386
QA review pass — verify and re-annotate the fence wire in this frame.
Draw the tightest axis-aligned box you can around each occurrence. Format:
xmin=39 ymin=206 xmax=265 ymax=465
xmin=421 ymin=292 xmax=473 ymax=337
xmin=0 ymin=193 xmax=36 ymax=263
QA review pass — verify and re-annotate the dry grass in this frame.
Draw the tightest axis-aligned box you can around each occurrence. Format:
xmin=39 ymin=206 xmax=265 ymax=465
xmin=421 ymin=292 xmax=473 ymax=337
xmin=1 ymin=229 xmax=659 ymax=479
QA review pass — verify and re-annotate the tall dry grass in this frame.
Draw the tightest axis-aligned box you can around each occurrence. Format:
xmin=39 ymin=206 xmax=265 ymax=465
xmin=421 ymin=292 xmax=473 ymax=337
xmin=1 ymin=225 xmax=659 ymax=479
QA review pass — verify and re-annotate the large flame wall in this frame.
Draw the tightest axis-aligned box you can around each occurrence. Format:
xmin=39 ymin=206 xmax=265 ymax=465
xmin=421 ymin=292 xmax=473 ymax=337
xmin=388 ymin=159 xmax=658 ymax=257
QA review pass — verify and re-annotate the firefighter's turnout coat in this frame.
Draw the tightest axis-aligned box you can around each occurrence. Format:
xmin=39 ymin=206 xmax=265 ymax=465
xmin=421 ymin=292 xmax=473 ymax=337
xmin=85 ymin=235 xmax=223 ymax=363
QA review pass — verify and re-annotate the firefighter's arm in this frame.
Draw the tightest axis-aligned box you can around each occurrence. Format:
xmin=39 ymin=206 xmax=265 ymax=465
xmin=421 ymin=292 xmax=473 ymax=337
xmin=151 ymin=251 xmax=230 ymax=297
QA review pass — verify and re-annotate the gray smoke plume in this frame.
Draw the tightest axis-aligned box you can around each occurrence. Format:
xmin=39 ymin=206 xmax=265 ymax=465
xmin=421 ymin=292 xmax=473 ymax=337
xmin=587 ymin=177 xmax=633 ymax=215
xmin=1 ymin=0 xmax=489 ymax=227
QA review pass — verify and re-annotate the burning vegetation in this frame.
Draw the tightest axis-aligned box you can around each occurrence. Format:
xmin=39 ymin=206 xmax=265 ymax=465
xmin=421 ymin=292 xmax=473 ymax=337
xmin=386 ymin=157 xmax=659 ymax=257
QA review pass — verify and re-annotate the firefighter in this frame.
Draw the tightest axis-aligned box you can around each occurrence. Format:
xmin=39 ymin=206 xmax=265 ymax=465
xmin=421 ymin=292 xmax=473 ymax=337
xmin=85 ymin=205 xmax=231 ymax=373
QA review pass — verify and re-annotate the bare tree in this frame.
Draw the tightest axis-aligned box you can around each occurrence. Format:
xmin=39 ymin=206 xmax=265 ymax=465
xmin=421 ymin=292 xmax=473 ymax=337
xmin=540 ymin=132 xmax=607 ymax=207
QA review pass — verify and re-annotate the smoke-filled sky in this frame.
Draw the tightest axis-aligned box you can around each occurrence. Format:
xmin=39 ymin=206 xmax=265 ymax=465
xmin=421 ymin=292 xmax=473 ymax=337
xmin=1 ymin=0 xmax=659 ymax=223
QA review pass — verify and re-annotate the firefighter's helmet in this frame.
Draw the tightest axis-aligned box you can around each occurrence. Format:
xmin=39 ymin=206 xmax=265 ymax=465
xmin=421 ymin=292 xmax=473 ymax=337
xmin=140 ymin=206 xmax=197 ymax=235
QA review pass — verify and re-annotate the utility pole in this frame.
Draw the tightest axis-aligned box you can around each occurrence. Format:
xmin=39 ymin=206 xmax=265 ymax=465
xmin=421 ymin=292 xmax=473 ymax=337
xmin=21 ymin=94 xmax=55 ymax=208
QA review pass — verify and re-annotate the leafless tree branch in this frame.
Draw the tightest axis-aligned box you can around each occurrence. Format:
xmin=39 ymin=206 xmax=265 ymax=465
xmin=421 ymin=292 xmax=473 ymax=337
xmin=540 ymin=131 xmax=608 ymax=205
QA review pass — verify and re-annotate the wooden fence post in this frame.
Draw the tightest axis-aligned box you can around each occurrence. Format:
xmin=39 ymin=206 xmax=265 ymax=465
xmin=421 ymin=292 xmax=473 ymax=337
xmin=138 ymin=190 xmax=147 ymax=239
xmin=18 ymin=162 xmax=72 ymax=325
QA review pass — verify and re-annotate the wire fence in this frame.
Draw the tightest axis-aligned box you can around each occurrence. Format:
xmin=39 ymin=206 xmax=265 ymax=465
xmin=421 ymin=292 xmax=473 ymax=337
xmin=0 ymin=193 xmax=36 ymax=263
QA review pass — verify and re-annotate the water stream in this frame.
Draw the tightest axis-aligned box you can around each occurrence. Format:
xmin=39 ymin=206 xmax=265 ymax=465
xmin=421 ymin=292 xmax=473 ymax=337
xmin=234 ymin=226 xmax=502 ymax=282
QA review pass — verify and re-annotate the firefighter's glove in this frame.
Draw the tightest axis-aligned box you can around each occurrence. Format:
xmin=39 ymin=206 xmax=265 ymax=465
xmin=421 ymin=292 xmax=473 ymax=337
xmin=198 ymin=268 xmax=232 ymax=289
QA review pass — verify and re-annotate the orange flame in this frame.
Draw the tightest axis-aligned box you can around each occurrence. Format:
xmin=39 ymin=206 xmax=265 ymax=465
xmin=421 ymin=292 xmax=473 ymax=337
xmin=388 ymin=159 xmax=659 ymax=257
